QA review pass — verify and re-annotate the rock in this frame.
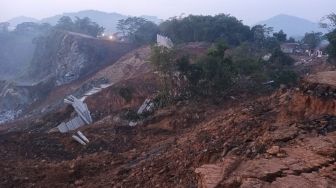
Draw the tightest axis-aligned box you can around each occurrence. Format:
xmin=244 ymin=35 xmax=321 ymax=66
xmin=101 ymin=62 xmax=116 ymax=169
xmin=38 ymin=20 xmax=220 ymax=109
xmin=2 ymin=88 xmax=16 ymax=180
xmin=195 ymin=164 xmax=225 ymax=188
xmin=240 ymin=178 xmax=267 ymax=188
xmin=267 ymin=146 xmax=280 ymax=155
xmin=276 ymin=152 xmax=287 ymax=158
xmin=265 ymin=125 xmax=298 ymax=142
xmin=195 ymin=157 xmax=240 ymax=188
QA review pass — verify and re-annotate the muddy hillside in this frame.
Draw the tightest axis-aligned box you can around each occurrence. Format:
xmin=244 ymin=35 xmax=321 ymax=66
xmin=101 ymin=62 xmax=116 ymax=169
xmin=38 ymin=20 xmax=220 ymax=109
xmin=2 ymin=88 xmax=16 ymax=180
xmin=1 ymin=53 xmax=336 ymax=187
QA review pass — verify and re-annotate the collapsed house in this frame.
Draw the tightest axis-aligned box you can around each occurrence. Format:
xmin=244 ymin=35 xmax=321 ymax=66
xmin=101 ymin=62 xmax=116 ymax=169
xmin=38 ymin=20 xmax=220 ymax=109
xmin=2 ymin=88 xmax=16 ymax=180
xmin=280 ymin=43 xmax=301 ymax=54
xmin=57 ymin=95 xmax=93 ymax=133
xmin=281 ymin=40 xmax=330 ymax=58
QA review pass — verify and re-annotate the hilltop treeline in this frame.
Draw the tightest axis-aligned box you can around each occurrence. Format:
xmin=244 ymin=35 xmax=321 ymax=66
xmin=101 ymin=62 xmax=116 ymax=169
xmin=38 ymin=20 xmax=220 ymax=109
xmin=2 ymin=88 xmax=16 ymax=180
xmin=117 ymin=14 xmax=294 ymax=46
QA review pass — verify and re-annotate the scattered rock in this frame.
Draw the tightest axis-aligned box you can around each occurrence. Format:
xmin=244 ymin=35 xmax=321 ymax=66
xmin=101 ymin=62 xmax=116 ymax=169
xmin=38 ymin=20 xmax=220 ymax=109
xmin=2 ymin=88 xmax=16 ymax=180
xmin=267 ymin=146 xmax=280 ymax=155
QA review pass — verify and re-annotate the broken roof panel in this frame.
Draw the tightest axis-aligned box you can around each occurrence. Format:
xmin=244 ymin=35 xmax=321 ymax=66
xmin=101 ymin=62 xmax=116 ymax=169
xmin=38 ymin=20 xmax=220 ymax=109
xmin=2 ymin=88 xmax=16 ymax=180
xmin=57 ymin=116 xmax=85 ymax=133
xmin=57 ymin=95 xmax=93 ymax=133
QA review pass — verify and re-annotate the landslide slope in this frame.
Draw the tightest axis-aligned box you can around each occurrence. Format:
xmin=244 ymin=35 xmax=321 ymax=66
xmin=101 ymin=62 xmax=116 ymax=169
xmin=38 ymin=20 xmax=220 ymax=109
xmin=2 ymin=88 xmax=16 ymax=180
xmin=1 ymin=71 xmax=336 ymax=187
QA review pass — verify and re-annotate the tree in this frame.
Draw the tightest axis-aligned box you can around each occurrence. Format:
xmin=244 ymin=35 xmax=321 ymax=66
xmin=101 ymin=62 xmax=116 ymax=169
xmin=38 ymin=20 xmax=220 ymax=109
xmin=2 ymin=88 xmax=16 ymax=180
xmin=74 ymin=17 xmax=104 ymax=37
xmin=251 ymin=24 xmax=273 ymax=48
xmin=320 ymin=13 xmax=336 ymax=31
xmin=55 ymin=16 xmax=104 ymax=37
xmin=56 ymin=16 xmax=74 ymax=31
xmin=117 ymin=17 xmax=158 ymax=44
xmin=175 ymin=42 xmax=238 ymax=96
xmin=326 ymin=31 xmax=336 ymax=58
xmin=287 ymin=37 xmax=296 ymax=43
xmin=15 ymin=22 xmax=41 ymax=33
xmin=132 ymin=21 xmax=158 ymax=44
xmin=273 ymin=30 xmax=287 ymax=42
xmin=322 ymin=13 xmax=336 ymax=58
xmin=159 ymin=14 xmax=252 ymax=46
xmin=150 ymin=45 xmax=176 ymax=105
xmin=302 ymin=32 xmax=323 ymax=49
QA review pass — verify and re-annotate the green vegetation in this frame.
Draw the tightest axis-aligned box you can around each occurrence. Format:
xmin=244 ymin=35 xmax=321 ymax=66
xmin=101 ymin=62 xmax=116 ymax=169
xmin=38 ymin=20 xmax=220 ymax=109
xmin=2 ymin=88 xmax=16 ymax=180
xmin=302 ymin=32 xmax=323 ymax=49
xmin=322 ymin=13 xmax=336 ymax=58
xmin=159 ymin=14 xmax=251 ymax=45
xmin=273 ymin=30 xmax=287 ymax=42
xmin=250 ymin=24 xmax=273 ymax=48
xmin=117 ymin=17 xmax=158 ymax=44
xmin=287 ymin=37 xmax=296 ymax=43
xmin=179 ymin=42 xmax=237 ymax=96
xmin=149 ymin=45 xmax=176 ymax=104
xmin=55 ymin=16 xmax=105 ymax=37
xmin=151 ymin=39 xmax=297 ymax=101
xmin=327 ymin=31 xmax=336 ymax=58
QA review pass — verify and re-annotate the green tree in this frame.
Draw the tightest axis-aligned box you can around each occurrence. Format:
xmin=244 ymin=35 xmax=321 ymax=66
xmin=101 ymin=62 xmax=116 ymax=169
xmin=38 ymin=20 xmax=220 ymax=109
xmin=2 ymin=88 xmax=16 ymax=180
xmin=273 ymin=30 xmax=287 ymax=42
xmin=117 ymin=17 xmax=158 ymax=44
xmin=327 ymin=31 xmax=336 ymax=58
xmin=320 ymin=13 xmax=336 ymax=30
xmin=176 ymin=42 xmax=238 ymax=96
xmin=322 ymin=13 xmax=336 ymax=58
xmin=159 ymin=14 xmax=251 ymax=46
xmin=302 ymin=32 xmax=323 ymax=49
xmin=74 ymin=17 xmax=104 ymax=37
xmin=55 ymin=16 xmax=104 ymax=37
xmin=55 ymin=16 xmax=74 ymax=31
xmin=150 ymin=45 xmax=175 ymax=94
xmin=251 ymin=24 xmax=273 ymax=48
xmin=287 ymin=37 xmax=296 ymax=43
xmin=200 ymin=43 xmax=236 ymax=95
xmin=15 ymin=22 xmax=40 ymax=33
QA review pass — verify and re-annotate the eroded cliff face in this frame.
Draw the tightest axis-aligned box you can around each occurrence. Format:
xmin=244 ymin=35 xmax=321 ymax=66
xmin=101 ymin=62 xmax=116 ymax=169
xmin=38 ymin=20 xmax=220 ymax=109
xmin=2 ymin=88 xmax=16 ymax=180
xmin=25 ymin=30 xmax=135 ymax=86
xmin=0 ymin=79 xmax=55 ymax=123
xmin=278 ymin=71 xmax=336 ymax=122
xmin=0 ymin=30 xmax=135 ymax=123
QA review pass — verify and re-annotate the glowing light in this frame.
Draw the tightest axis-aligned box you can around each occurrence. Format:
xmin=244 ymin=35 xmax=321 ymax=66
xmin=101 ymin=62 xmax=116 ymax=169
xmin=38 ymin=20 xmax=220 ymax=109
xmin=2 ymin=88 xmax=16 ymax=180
xmin=102 ymin=33 xmax=105 ymax=37
xmin=109 ymin=36 xmax=114 ymax=40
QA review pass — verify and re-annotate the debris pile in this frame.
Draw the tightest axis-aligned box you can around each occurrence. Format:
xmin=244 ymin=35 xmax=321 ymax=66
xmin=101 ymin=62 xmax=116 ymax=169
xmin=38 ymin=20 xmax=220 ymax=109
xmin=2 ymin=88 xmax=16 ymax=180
xmin=72 ymin=131 xmax=90 ymax=145
xmin=137 ymin=98 xmax=155 ymax=115
xmin=57 ymin=95 xmax=93 ymax=133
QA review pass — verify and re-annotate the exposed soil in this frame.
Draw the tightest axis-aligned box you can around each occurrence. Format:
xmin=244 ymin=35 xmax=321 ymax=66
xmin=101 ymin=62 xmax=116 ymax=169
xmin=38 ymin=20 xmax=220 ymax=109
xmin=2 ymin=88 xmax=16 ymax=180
xmin=1 ymin=83 xmax=336 ymax=187
xmin=1 ymin=53 xmax=336 ymax=187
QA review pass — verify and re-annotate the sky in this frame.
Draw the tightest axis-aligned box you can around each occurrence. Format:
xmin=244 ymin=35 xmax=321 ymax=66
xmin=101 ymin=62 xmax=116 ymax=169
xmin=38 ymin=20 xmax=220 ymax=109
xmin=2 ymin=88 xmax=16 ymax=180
xmin=1 ymin=0 xmax=336 ymax=25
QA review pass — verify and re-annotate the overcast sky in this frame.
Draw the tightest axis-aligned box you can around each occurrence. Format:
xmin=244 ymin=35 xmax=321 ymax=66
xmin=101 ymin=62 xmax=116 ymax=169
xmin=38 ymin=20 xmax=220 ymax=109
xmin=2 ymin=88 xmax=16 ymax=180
xmin=1 ymin=0 xmax=335 ymax=25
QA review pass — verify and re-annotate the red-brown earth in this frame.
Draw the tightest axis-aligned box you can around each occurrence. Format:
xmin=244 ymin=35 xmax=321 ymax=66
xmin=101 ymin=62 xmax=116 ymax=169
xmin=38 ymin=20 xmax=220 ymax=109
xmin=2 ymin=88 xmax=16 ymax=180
xmin=0 ymin=54 xmax=336 ymax=187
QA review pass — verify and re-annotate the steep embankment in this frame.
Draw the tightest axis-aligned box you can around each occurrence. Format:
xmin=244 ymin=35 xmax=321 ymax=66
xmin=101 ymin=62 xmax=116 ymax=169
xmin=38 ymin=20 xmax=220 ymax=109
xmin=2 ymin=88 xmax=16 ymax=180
xmin=1 ymin=79 xmax=336 ymax=187
xmin=1 ymin=67 xmax=336 ymax=187
xmin=280 ymin=71 xmax=336 ymax=121
xmin=23 ymin=30 xmax=135 ymax=85
xmin=24 ymin=46 xmax=153 ymax=117
xmin=3 ymin=44 xmax=336 ymax=187
xmin=8 ymin=43 xmax=209 ymax=127
xmin=0 ymin=30 xmax=135 ymax=123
